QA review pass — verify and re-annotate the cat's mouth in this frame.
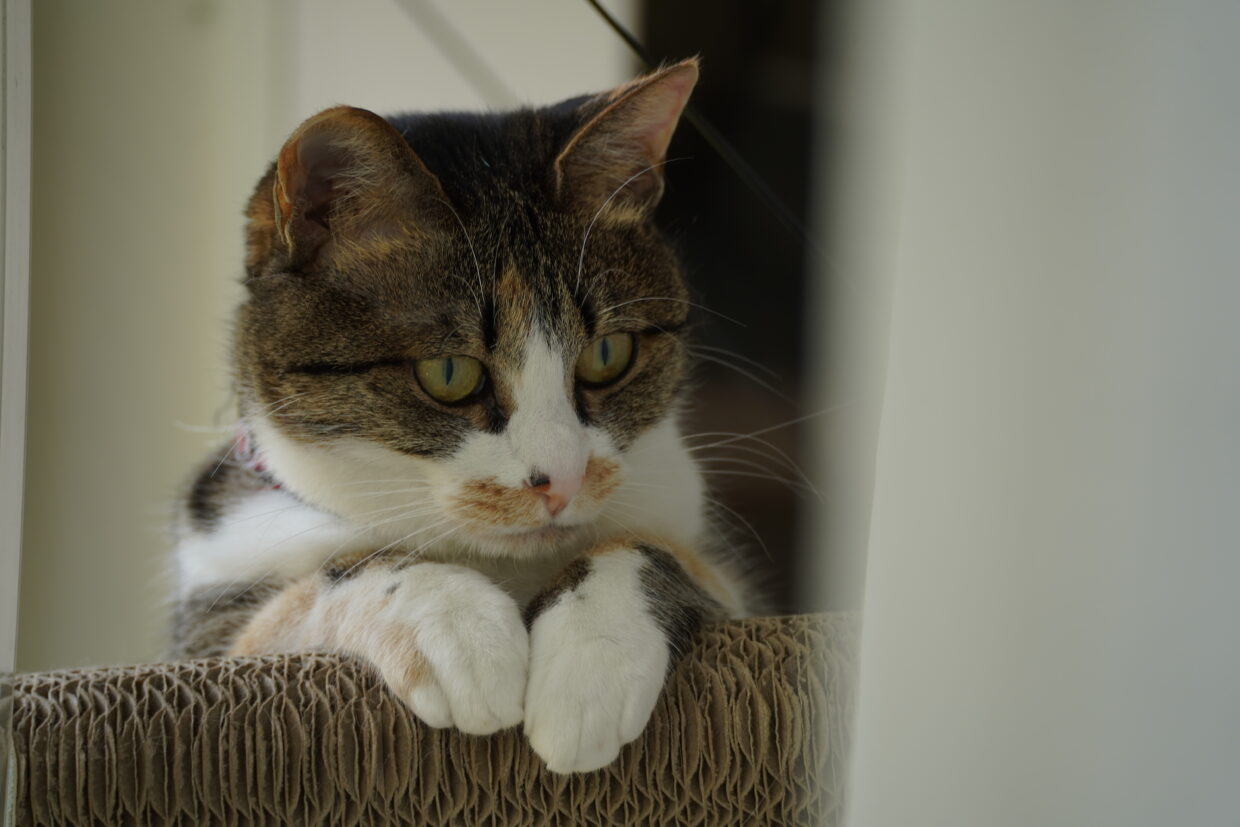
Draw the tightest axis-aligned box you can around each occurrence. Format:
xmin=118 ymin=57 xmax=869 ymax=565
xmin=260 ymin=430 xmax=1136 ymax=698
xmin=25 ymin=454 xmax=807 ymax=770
xmin=446 ymin=458 xmax=622 ymax=535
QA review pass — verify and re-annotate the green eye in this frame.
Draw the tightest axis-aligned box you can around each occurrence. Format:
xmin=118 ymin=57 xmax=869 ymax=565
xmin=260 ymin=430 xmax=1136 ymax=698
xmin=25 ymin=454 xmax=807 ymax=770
xmin=414 ymin=356 xmax=485 ymax=403
xmin=575 ymin=332 xmax=635 ymax=386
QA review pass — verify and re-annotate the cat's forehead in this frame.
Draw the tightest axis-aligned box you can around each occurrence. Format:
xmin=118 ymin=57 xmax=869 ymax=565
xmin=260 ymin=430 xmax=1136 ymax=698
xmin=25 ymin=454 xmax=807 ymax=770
xmin=342 ymin=213 xmax=686 ymax=354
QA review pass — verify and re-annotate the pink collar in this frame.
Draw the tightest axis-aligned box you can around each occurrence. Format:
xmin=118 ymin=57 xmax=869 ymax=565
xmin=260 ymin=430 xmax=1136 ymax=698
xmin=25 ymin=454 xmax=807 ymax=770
xmin=233 ymin=425 xmax=282 ymax=489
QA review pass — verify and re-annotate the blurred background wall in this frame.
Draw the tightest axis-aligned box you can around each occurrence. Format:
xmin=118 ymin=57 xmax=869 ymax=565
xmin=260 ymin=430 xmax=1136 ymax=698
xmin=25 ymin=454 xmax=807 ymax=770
xmin=840 ymin=3 xmax=1240 ymax=825
xmin=16 ymin=0 xmax=641 ymax=671
xmin=18 ymin=1 xmax=289 ymax=671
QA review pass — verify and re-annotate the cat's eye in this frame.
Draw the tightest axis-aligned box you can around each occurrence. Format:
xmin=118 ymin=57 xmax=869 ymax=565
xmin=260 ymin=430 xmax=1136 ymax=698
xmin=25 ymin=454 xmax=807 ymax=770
xmin=414 ymin=356 xmax=485 ymax=403
xmin=575 ymin=333 xmax=635 ymax=387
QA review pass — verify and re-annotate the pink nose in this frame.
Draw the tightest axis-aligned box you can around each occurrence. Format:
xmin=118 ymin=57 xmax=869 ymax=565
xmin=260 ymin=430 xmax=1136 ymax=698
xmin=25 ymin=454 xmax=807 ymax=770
xmin=528 ymin=474 xmax=581 ymax=518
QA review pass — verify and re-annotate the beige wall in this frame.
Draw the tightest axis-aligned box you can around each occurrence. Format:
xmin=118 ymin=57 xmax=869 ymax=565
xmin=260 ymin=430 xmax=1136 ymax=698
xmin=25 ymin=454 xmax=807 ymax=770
xmin=18 ymin=2 xmax=292 ymax=671
xmin=289 ymin=0 xmax=639 ymax=119
xmin=839 ymin=3 xmax=1240 ymax=824
xmin=17 ymin=0 xmax=635 ymax=671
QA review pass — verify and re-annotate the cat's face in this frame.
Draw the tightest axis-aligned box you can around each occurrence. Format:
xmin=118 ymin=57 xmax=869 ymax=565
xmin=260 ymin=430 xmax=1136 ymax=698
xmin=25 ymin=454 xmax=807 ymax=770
xmin=235 ymin=62 xmax=705 ymax=558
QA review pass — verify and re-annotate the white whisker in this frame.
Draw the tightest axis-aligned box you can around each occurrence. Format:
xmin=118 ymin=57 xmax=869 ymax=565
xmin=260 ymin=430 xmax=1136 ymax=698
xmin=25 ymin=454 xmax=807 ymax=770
xmin=687 ymin=350 xmax=794 ymax=403
xmin=684 ymin=431 xmax=823 ymax=501
xmin=703 ymin=495 xmax=772 ymax=562
xmin=689 ymin=344 xmax=780 ymax=379
xmin=686 ymin=438 xmax=816 ymax=484
xmin=698 ymin=469 xmax=822 ymax=500
xmin=431 ymin=195 xmax=486 ymax=321
xmin=683 ymin=404 xmax=853 ymax=450
xmin=351 ymin=501 xmax=443 ymax=521
xmin=337 ymin=478 xmax=437 ymax=487
xmin=575 ymin=159 xmax=679 ymax=293
xmin=597 ymin=295 xmax=744 ymax=328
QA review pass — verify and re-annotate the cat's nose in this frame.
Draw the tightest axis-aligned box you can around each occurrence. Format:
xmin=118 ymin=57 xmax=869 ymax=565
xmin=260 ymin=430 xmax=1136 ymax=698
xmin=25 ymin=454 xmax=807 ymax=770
xmin=526 ymin=471 xmax=581 ymax=518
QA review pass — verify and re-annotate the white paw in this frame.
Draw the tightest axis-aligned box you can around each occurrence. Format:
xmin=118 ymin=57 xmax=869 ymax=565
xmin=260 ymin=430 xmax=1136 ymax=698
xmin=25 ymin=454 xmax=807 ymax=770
xmin=523 ymin=556 xmax=670 ymax=773
xmin=370 ymin=563 xmax=528 ymax=735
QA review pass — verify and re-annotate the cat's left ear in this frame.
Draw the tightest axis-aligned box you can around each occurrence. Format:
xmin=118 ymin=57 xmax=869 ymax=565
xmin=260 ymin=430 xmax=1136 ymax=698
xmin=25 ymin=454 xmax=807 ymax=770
xmin=249 ymin=105 xmax=450 ymax=273
xmin=554 ymin=58 xmax=698 ymax=216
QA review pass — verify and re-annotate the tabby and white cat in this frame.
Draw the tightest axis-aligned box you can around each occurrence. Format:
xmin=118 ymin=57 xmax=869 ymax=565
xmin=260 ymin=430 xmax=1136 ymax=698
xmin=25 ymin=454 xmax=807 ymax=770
xmin=172 ymin=59 xmax=750 ymax=774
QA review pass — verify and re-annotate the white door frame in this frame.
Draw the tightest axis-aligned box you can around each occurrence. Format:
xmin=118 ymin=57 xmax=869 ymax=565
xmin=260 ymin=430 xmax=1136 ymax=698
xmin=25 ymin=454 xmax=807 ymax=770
xmin=1 ymin=0 xmax=31 ymax=818
xmin=1 ymin=0 xmax=32 ymax=785
xmin=0 ymin=0 xmax=31 ymax=673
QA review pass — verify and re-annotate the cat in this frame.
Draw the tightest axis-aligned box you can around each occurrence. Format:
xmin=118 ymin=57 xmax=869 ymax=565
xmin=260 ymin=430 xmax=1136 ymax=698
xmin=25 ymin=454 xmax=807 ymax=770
xmin=171 ymin=58 xmax=751 ymax=775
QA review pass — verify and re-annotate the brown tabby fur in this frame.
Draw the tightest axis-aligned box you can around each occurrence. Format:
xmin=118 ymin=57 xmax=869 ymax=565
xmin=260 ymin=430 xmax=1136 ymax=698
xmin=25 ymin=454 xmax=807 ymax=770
xmin=233 ymin=66 xmax=698 ymax=463
xmin=171 ymin=63 xmax=749 ymax=775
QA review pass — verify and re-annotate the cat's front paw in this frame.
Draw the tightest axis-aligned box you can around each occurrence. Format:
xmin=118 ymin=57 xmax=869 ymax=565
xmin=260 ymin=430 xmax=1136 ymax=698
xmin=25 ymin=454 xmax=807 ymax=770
xmin=523 ymin=553 xmax=671 ymax=773
xmin=367 ymin=562 xmax=528 ymax=735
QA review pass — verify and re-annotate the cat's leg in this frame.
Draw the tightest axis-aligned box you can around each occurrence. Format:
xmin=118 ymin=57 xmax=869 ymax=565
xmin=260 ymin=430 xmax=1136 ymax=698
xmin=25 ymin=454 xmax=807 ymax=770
xmin=522 ymin=540 xmax=731 ymax=773
xmin=229 ymin=550 xmax=529 ymax=735
xmin=171 ymin=579 xmax=284 ymax=660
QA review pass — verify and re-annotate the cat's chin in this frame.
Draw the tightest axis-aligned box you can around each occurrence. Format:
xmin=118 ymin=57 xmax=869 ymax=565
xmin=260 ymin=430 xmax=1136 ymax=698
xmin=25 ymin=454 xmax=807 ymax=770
xmin=465 ymin=523 xmax=594 ymax=559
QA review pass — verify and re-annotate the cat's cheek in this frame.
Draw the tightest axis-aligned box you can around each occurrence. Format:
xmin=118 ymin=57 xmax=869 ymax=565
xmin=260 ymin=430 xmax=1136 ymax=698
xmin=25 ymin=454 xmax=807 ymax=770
xmin=523 ymin=550 xmax=670 ymax=774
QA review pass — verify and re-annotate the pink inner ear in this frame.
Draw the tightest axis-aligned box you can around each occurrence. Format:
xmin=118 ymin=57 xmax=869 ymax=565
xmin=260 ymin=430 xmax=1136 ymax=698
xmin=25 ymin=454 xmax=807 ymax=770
xmin=555 ymin=61 xmax=699 ymax=211
xmin=296 ymin=135 xmax=352 ymax=230
xmin=269 ymin=106 xmax=451 ymax=265
xmin=274 ymin=137 xmax=331 ymax=255
xmin=627 ymin=66 xmax=698 ymax=163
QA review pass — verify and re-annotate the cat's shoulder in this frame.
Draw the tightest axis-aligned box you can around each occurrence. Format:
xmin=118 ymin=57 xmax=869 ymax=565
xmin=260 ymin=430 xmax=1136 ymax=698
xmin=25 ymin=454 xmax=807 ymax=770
xmin=174 ymin=440 xmax=370 ymax=591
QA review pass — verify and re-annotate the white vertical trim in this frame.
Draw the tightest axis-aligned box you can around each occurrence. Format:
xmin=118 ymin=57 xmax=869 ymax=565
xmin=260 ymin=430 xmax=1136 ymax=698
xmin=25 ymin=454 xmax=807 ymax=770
xmin=2 ymin=0 xmax=31 ymax=819
xmin=0 ymin=0 xmax=31 ymax=675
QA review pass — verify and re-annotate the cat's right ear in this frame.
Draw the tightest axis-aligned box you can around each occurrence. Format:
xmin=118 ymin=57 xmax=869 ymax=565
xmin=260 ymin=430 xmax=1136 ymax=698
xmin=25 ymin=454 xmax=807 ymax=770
xmin=245 ymin=106 xmax=447 ymax=273
xmin=554 ymin=58 xmax=699 ymax=218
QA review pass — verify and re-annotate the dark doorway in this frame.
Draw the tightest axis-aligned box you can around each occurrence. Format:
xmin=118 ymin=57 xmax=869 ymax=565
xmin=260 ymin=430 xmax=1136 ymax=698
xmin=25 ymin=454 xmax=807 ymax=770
xmin=641 ymin=0 xmax=824 ymax=612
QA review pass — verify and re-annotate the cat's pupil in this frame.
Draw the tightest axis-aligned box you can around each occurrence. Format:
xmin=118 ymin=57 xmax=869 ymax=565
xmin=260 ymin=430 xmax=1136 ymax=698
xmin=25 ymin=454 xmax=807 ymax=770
xmin=600 ymin=338 xmax=610 ymax=365
xmin=443 ymin=358 xmax=455 ymax=385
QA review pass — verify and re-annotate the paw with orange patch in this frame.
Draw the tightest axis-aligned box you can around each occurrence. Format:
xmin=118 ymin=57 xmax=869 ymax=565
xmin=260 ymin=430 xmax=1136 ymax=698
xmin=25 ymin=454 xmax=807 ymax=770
xmin=362 ymin=562 xmax=528 ymax=734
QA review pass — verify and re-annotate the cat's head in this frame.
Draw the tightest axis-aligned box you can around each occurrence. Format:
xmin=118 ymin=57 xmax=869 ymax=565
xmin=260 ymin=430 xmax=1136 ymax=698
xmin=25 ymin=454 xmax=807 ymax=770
xmin=235 ymin=60 xmax=704 ymax=559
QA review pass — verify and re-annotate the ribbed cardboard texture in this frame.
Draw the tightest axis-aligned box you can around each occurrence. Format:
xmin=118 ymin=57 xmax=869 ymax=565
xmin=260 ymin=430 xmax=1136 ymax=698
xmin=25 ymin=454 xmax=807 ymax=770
xmin=14 ymin=613 xmax=856 ymax=826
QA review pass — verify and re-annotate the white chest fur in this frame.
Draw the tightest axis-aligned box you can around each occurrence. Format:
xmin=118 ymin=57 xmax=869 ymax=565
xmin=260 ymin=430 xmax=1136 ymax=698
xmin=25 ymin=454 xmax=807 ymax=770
xmin=177 ymin=417 xmax=708 ymax=603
